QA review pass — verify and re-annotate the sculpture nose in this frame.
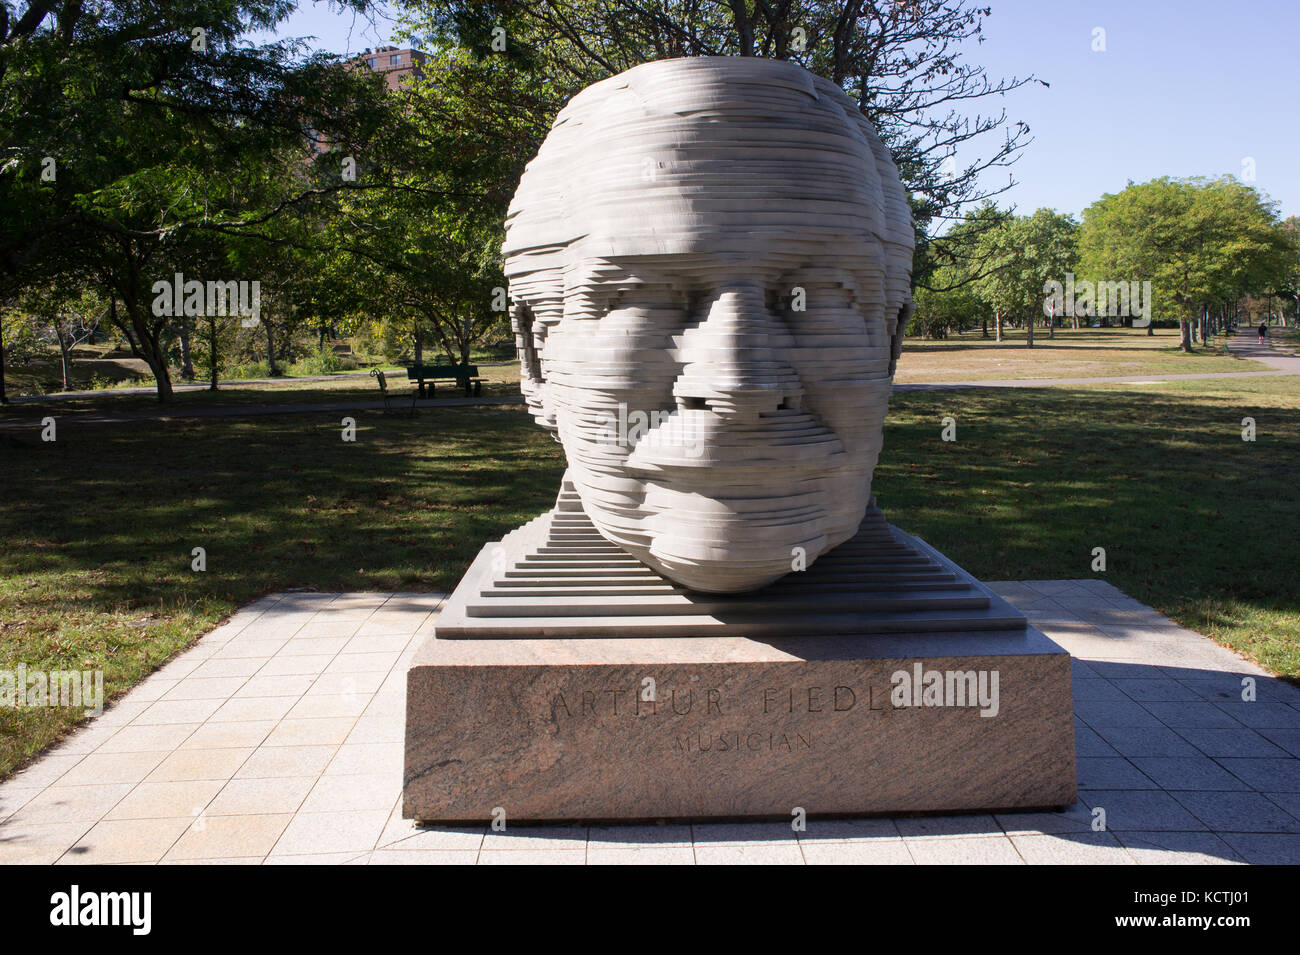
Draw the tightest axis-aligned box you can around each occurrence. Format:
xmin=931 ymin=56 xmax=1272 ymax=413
xmin=674 ymin=281 xmax=803 ymax=421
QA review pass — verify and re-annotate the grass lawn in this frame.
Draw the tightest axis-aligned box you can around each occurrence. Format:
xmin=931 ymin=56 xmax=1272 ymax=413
xmin=2 ymin=372 xmax=1297 ymax=779
xmin=895 ymin=326 xmax=1254 ymax=383
xmin=0 ymin=361 xmax=525 ymax=419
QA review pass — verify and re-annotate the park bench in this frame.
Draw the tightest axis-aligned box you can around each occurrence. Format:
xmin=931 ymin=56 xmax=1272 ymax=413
xmin=371 ymin=368 xmax=418 ymax=415
xmin=406 ymin=363 xmax=483 ymax=397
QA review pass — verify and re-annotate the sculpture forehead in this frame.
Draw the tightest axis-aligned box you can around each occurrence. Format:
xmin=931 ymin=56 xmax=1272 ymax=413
xmin=503 ymin=57 xmax=913 ymax=271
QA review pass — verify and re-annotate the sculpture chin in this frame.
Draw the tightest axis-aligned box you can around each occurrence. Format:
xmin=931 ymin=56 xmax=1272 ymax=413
xmin=574 ymin=475 xmax=870 ymax=594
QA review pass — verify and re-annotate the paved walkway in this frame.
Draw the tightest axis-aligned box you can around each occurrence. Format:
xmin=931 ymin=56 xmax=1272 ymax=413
xmin=1226 ymin=325 xmax=1300 ymax=372
xmin=2 ymin=581 xmax=1297 ymax=865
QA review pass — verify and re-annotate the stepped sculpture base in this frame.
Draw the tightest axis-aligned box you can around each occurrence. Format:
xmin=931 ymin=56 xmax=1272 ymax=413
xmin=404 ymin=492 xmax=1076 ymax=823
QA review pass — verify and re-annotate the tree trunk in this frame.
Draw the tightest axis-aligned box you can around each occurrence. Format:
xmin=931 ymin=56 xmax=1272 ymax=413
xmin=208 ymin=317 xmax=219 ymax=391
xmin=57 ymin=330 xmax=73 ymax=391
xmin=995 ymin=311 xmax=1002 ymax=343
xmin=1179 ymin=319 xmax=1192 ymax=353
xmin=179 ymin=316 xmax=194 ymax=381
xmin=118 ymin=299 xmax=174 ymax=402
xmin=0 ymin=313 xmax=7 ymax=404
xmin=1026 ymin=312 xmax=1034 ymax=348
xmin=265 ymin=318 xmax=279 ymax=376
xmin=981 ymin=317 xmax=988 ymax=338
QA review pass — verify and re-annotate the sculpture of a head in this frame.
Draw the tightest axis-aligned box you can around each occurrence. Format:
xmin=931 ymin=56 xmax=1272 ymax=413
xmin=503 ymin=57 xmax=914 ymax=593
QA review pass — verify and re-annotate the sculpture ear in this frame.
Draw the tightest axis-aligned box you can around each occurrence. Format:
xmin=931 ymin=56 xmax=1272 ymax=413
xmin=513 ymin=300 xmax=543 ymax=384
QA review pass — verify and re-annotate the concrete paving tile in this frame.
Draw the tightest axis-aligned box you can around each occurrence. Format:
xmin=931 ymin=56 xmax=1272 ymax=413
xmin=800 ymin=839 xmax=913 ymax=864
xmin=7 ymin=783 xmax=134 ymax=826
xmin=285 ymin=693 xmax=371 ymax=721
xmin=905 ymin=835 xmax=1023 ymax=864
xmin=53 ymin=749 xmax=168 ymax=786
xmin=301 ymin=773 xmax=397 ymax=813
xmin=278 ymin=637 xmax=350 ymax=657
xmin=191 ymin=657 xmax=266 ymax=679
xmin=1174 ymin=727 xmax=1288 ymax=758
xmin=690 ymin=822 xmax=797 ymax=845
xmin=1219 ymin=833 xmax=1300 ymax=864
xmin=1074 ymin=727 xmax=1119 ymax=757
xmin=1114 ymin=830 xmax=1245 ymax=865
xmin=0 ymin=787 xmax=43 ymax=821
xmin=342 ymin=634 xmax=412 ymax=654
xmin=481 ymin=827 xmax=589 ymax=851
xmin=587 ymin=846 xmax=695 ymax=865
xmin=994 ymin=804 xmax=1094 ymax=834
xmin=99 ymin=723 xmax=199 ymax=753
xmin=361 ymin=692 xmax=404 ymax=718
xmin=179 ymin=720 xmax=276 ymax=750
xmin=134 ymin=697 xmax=226 ymax=725
xmin=165 ymin=813 xmax=293 ymax=860
xmin=796 ymin=817 xmax=900 ymax=842
xmin=206 ymin=776 xmax=315 ymax=815
xmin=1257 ymin=729 xmax=1300 ymax=758
xmin=1079 ymin=791 xmax=1205 ymax=831
xmin=1178 ymin=677 xmax=1264 ymax=702
xmin=0 ymin=821 xmax=96 ymax=864
xmin=233 ymin=745 xmax=338 ymax=779
xmin=380 ymin=826 xmax=486 ymax=852
xmin=344 ymin=714 xmax=403 ymax=744
xmin=1212 ymin=702 xmax=1300 ymax=730
xmin=1094 ymin=725 xmax=1201 ymax=758
xmin=323 ymin=742 xmax=403 ymax=777
xmin=232 ymin=674 xmax=317 ymax=698
xmin=1263 ymin=791 xmax=1300 ymax=822
xmin=308 ymin=671 xmax=387 ymax=697
xmin=368 ymin=849 xmax=479 ymax=865
xmin=105 ymin=779 xmax=225 ymax=820
xmin=1071 ymin=680 xmax=1130 ymax=702
xmin=160 ymin=676 xmax=249 ymax=701
xmin=478 ymin=848 xmax=586 ymax=864
xmin=264 ymin=717 xmax=356 ymax=747
xmin=324 ymin=652 xmax=401 ymax=674
xmin=1171 ymin=791 xmax=1300 ymax=833
xmin=1131 ymin=757 xmax=1253 ymax=791
xmin=1115 ymin=679 xmax=1201 ymax=702
xmin=1215 ymin=757 xmax=1300 ymax=792
xmin=159 ymin=856 xmax=265 ymax=865
xmin=1074 ymin=700 xmax=1164 ymax=728
xmin=894 ymin=814 xmax=1001 ymax=838
xmin=206 ymin=695 xmax=298 ymax=723
xmin=60 ymin=816 xmax=192 ymax=864
xmin=262 ymin=852 xmax=368 ymax=865
xmin=693 ymin=843 xmax=805 ymax=865
xmin=1085 ymin=662 xmax=1176 ymax=681
xmin=125 ymin=677 xmax=181 ymax=703
xmin=211 ymin=639 xmax=288 ymax=659
xmin=1010 ymin=831 xmax=1134 ymax=864
xmin=270 ymin=809 xmax=389 ymax=855
xmin=1077 ymin=757 xmax=1156 ymax=790
xmin=89 ymin=700 xmax=153 ymax=729
xmin=587 ymin=825 xmax=693 ymax=848
xmin=252 ymin=657 xmax=333 ymax=678
xmin=146 ymin=747 xmax=253 ymax=783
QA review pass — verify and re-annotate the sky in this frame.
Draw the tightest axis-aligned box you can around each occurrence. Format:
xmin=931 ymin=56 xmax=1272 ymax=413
xmin=253 ymin=0 xmax=1300 ymax=221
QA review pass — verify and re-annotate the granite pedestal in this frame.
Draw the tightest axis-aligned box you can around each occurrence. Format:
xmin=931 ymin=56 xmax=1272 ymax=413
xmin=403 ymin=499 xmax=1077 ymax=823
